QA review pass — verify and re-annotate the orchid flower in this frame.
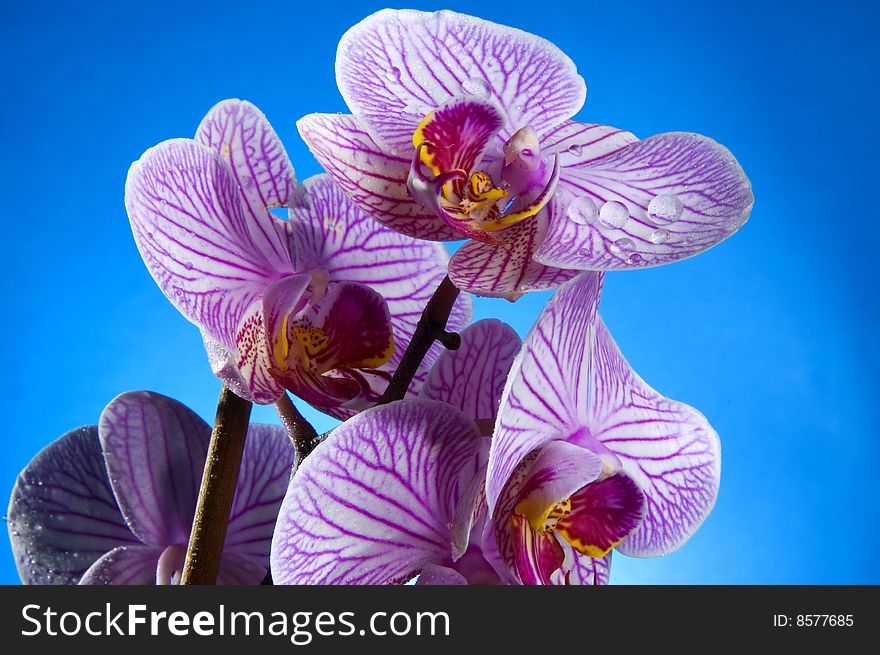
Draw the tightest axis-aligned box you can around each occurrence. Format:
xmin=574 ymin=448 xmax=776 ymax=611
xmin=271 ymin=272 xmax=720 ymax=585
xmin=486 ymin=272 xmax=720 ymax=584
xmin=7 ymin=391 xmax=293 ymax=585
xmin=270 ymin=320 xmax=522 ymax=585
xmin=270 ymin=318 xmax=608 ymax=585
xmin=125 ymin=99 xmax=470 ymax=413
xmin=298 ymin=9 xmax=753 ymax=299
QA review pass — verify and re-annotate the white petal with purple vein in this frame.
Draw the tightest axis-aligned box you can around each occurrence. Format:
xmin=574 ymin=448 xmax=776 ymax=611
xmin=195 ymin=99 xmax=298 ymax=261
xmin=486 ymin=272 xmax=604 ymax=510
xmin=550 ymin=552 xmax=611 ymax=586
xmin=535 ymin=132 xmax=753 ymax=270
xmin=336 ymin=9 xmax=586 ymax=152
xmin=270 ymin=400 xmax=483 ymax=584
xmin=449 ymin=214 xmax=578 ymax=298
xmin=78 ymin=545 xmax=162 ymax=585
xmin=588 ymin=319 xmax=720 ymax=557
xmin=125 ymin=138 xmax=294 ymax=350
xmin=297 ymin=113 xmax=459 ymax=241
xmin=288 ymin=174 xmax=473 ymax=400
xmin=225 ymin=424 xmax=296 ymax=562
xmin=99 ymin=391 xmax=210 ymax=547
xmin=421 ymin=319 xmax=521 ymax=421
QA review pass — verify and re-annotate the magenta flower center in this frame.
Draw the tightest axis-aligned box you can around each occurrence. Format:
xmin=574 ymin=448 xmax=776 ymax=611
xmin=406 ymin=97 xmax=560 ymax=239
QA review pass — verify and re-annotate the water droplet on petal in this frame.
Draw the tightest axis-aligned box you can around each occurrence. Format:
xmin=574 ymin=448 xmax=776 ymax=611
xmin=567 ymin=144 xmax=583 ymax=157
xmin=599 ymin=201 xmax=629 ymax=228
xmin=611 ymin=238 xmax=635 ymax=257
xmin=184 ymin=261 xmax=193 ymax=271
xmin=566 ymin=197 xmax=598 ymax=225
xmin=385 ymin=66 xmax=402 ymax=82
xmin=650 ymin=228 xmax=670 ymax=244
xmin=626 ymin=253 xmax=644 ymax=265
xmin=462 ymin=77 xmax=490 ymax=98
xmin=647 ymin=194 xmax=683 ymax=226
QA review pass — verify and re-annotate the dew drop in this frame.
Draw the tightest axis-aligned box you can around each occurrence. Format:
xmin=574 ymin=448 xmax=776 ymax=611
xmin=599 ymin=201 xmax=629 ymax=229
xmin=462 ymin=77 xmax=491 ymax=98
xmin=627 ymin=253 xmax=644 ymax=265
xmin=566 ymin=197 xmax=598 ymax=225
xmin=650 ymin=228 xmax=670 ymax=244
xmin=567 ymin=144 xmax=583 ymax=157
xmin=385 ymin=66 xmax=402 ymax=82
xmin=184 ymin=261 xmax=193 ymax=271
xmin=647 ymin=194 xmax=683 ymax=226
xmin=611 ymin=238 xmax=635 ymax=257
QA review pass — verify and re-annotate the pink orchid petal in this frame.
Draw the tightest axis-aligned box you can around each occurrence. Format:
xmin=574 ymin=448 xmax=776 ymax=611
xmin=98 ymin=391 xmax=211 ymax=547
xmin=540 ymin=120 xmax=638 ymax=163
xmin=449 ymin=213 xmax=578 ymax=298
xmin=195 ymin=99 xmax=298 ymax=257
xmin=261 ymin=273 xmax=314 ymax=369
xmin=336 ymin=9 xmax=585 ymax=152
xmin=297 ymin=113 xmax=459 ymax=241
xmin=302 ymin=281 xmax=395 ymax=371
xmin=413 ymin=96 xmax=504 ymax=175
xmin=78 ymin=545 xmax=162 ymax=585
xmin=487 ymin=271 xmax=604 ymax=510
xmin=492 ymin=440 xmax=603 ymax=584
xmin=535 ymin=131 xmax=754 ymax=270
xmin=270 ymin=400 xmax=483 ymax=585
xmin=510 ymin=515 xmax=564 ymax=585
xmin=550 ymin=552 xmax=611 ymax=586
xmin=420 ymin=319 xmax=521 ymax=421
xmin=125 ymin=138 xmax=294 ymax=352
xmin=587 ymin=319 xmax=721 ymax=557
xmin=286 ymin=175 xmax=472 ymax=397
xmin=230 ymin=302 xmax=288 ymax=403
xmin=224 ymin=424 xmax=295 ymax=565
xmin=416 ymin=562 xmax=469 ymax=585
xmin=555 ymin=472 xmax=647 ymax=558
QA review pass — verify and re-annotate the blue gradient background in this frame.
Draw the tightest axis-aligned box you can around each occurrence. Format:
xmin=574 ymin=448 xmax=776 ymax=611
xmin=2 ymin=0 xmax=877 ymax=584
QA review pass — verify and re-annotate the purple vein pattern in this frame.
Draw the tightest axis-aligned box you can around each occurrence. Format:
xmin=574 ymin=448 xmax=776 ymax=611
xmin=420 ymin=319 xmax=521 ymax=420
xmin=588 ymin=320 xmax=720 ymax=556
xmin=270 ymin=400 xmax=484 ymax=585
xmin=535 ymin=132 xmax=754 ymax=270
xmin=8 ymin=391 xmax=294 ymax=585
xmin=287 ymin=175 xmax=472 ymax=398
xmin=487 ymin=272 xmax=720 ymax=560
xmin=448 ymin=214 xmax=579 ymax=298
xmin=334 ymin=9 xmax=586 ymax=153
xmin=299 ymin=9 xmax=753 ymax=298
xmin=297 ymin=112 xmax=461 ymax=242
xmin=127 ymin=99 xmax=468 ymax=406
xmin=487 ymin=272 xmax=604 ymax=507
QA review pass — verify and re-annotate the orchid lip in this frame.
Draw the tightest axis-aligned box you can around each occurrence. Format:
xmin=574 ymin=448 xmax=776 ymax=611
xmin=408 ymin=135 xmax=559 ymax=238
xmin=265 ymin=280 xmax=396 ymax=410
xmin=406 ymin=97 xmax=561 ymax=240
